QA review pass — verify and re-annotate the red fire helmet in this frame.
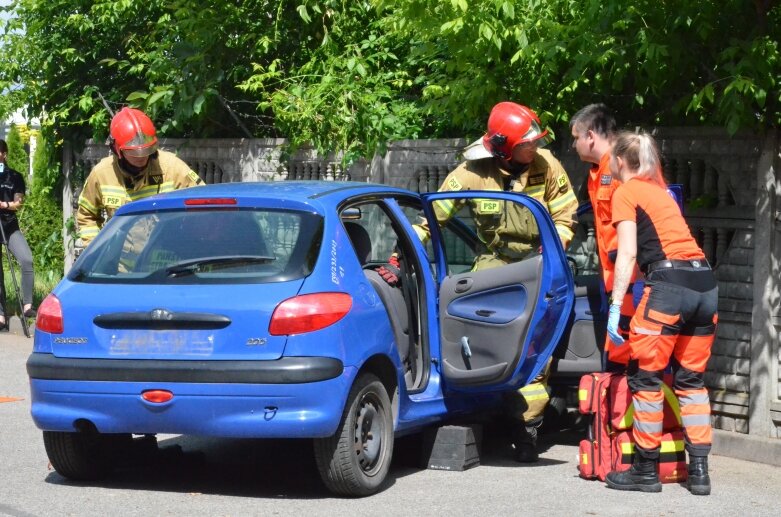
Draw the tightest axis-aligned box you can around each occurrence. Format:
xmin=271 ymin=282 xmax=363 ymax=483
xmin=463 ymin=102 xmax=550 ymax=160
xmin=110 ymin=107 xmax=159 ymax=158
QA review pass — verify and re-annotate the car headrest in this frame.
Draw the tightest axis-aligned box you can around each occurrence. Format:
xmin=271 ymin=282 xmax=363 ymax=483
xmin=344 ymin=221 xmax=372 ymax=265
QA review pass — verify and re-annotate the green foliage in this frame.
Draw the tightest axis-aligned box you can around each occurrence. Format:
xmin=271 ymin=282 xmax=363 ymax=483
xmin=18 ymin=131 xmax=64 ymax=278
xmin=239 ymin=1 xmax=424 ymax=161
xmin=371 ymin=0 xmax=781 ymax=135
xmin=4 ymin=125 xmax=29 ymax=175
xmin=1 ymin=0 xmax=779 ymax=162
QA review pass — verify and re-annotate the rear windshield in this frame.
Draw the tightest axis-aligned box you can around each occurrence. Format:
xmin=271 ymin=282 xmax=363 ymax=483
xmin=70 ymin=208 xmax=323 ymax=284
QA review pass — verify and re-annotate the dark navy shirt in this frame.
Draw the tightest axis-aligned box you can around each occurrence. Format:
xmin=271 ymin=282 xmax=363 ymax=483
xmin=0 ymin=164 xmax=25 ymax=238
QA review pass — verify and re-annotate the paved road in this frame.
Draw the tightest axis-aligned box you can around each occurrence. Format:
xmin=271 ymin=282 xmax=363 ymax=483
xmin=1 ymin=322 xmax=780 ymax=517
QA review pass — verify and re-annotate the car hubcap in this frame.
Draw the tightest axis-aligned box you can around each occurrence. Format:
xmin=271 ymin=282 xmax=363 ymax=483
xmin=353 ymin=393 xmax=384 ymax=474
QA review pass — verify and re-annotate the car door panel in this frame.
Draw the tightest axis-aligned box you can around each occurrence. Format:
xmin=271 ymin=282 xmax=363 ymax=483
xmin=439 ymin=256 xmax=542 ymax=386
xmin=421 ymin=191 xmax=574 ymax=392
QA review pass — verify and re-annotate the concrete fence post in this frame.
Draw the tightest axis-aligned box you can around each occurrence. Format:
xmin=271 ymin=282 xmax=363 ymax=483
xmin=749 ymin=129 xmax=779 ymax=437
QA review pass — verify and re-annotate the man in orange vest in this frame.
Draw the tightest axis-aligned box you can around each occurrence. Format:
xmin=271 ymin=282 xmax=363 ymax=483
xmin=569 ymin=104 xmax=634 ymax=370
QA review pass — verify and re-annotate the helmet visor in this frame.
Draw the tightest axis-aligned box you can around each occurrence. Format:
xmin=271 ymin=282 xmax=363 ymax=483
xmin=531 ymin=132 xmax=553 ymax=149
xmin=121 ymin=142 xmax=159 ymax=158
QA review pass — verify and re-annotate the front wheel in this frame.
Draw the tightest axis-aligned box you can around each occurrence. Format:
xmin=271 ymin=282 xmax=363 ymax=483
xmin=314 ymin=373 xmax=394 ymax=497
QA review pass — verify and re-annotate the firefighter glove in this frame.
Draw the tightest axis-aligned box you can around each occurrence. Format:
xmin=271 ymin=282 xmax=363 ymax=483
xmin=607 ymin=303 xmax=625 ymax=346
xmin=377 ymin=255 xmax=402 ymax=286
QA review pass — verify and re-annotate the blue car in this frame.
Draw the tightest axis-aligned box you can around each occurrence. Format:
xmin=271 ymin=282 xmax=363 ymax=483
xmin=28 ymin=181 xmax=577 ymax=496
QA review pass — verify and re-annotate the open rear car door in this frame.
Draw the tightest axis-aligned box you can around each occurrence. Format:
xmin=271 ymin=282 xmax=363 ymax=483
xmin=421 ymin=191 xmax=575 ymax=392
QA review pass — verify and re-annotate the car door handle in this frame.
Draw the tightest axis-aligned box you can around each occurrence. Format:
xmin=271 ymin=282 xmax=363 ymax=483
xmin=475 ymin=309 xmax=495 ymax=317
xmin=454 ymin=278 xmax=473 ymax=293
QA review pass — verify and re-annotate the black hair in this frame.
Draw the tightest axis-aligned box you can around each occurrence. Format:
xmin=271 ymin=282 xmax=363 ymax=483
xmin=569 ymin=103 xmax=617 ymax=139
xmin=0 ymin=140 xmax=7 ymax=153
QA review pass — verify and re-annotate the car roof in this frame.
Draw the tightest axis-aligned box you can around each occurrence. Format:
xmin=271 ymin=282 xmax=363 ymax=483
xmin=115 ymin=180 xmax=417 ymax=216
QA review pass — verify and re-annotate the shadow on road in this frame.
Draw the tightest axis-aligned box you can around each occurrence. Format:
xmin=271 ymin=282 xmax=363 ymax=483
xmin=43 ymin=423 xmax=584 ymax=498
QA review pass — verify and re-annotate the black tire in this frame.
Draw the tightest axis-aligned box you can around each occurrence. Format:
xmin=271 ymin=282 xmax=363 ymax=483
xmin=43 ymin=431 xmax=130 ymax=481
xmin=314 ymin=373 xmax=394 ymax=497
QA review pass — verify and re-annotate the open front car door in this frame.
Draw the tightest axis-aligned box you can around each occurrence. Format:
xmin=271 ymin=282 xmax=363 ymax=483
xmin=421 ymin=191 xmax=574 ymax=392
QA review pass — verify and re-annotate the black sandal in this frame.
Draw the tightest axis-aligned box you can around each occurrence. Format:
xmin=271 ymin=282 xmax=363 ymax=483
xmin=24 ymin=307 xmax=36 ymax=318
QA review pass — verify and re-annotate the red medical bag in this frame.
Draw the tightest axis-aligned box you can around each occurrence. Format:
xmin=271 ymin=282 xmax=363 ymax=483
xmin=577 ymin=372 xmax=687 ymax=483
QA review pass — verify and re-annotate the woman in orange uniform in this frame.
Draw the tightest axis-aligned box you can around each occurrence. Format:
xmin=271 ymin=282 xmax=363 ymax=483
xmin=605 ymin=132 xmax=717 ymax=496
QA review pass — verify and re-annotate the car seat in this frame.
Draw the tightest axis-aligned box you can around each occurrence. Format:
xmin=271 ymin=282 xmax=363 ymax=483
xmin=344 ymin=221 xmax=413 ymax=382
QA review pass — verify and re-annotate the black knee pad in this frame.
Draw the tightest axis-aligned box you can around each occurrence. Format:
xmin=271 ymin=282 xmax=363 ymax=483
xmin=627 ymin=361 xmax=664 ymax=392
xmin=674 ymin=367 xmax=705 ymax=390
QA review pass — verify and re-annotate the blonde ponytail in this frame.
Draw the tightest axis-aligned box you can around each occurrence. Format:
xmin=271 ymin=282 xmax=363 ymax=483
xmin=612 ymin=131 xmax=666 ymax=187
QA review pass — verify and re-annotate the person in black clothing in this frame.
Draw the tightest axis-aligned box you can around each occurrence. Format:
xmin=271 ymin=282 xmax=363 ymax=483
xmin=0 ymin=139 xmax=35 ymax=330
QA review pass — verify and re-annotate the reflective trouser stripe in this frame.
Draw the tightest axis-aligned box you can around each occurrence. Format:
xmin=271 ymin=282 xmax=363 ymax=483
xmin=676 ymin=387 xmax=712 ymax=446
xmin=517 ymin=359 xmax=552 ymax=423
xmin=632 ymin=390 xmax=665 ymax=451
xmin=519 ymin=383 xmax=549 ymax=423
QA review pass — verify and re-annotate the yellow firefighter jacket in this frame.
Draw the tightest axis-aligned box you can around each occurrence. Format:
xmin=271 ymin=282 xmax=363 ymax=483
xmin=413 ymin=149 xmax=577 ymax=267
xmin=77 ymin=150 xmax=203 ymax=247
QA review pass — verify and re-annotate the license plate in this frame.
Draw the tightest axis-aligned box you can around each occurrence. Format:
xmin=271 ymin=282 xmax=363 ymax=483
xmin=108 ymin=330 xmax=215 ymax=356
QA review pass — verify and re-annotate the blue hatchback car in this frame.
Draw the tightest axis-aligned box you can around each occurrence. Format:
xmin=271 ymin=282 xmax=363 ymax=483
xmin=28 ymin=181 xmax=577 ymax=496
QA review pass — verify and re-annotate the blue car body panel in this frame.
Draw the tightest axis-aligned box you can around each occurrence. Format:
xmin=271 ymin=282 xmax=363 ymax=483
xmin=28 ymin=181 xmax=575 ymax=438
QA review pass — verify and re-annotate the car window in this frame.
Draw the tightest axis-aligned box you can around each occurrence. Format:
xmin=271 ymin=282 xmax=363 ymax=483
xmin=429 ymin=198 xmax=537 ymax=276
xmin=340 ymin=203 xmax=397 ymax=264
xmin=70 ymin=209 xmax=323 ymax=284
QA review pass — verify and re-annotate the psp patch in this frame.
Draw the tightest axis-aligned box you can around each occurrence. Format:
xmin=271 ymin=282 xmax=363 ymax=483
xmin=103 ymin=195 xmax=124 ymax=209
xmin=188 ymin=170 xmax=203 ymax=184
xmin=447 ymin=177 xmax=463 ymax=191
xmin=476 ymin=199 xmax=502 ymax=214
xmin=601 ymin=174 xmax=612 ymax=185
xmin=557 ymin=174 xmax=570 ymax=193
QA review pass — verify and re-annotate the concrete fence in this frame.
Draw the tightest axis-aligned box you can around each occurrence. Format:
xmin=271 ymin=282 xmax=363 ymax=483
xmin=62 ymin=128 xmax=781 ymax=441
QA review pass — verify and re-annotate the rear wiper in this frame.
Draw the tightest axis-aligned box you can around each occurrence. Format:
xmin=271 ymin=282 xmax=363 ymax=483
xmin=158 ymin=255 xmax=276 ymax=278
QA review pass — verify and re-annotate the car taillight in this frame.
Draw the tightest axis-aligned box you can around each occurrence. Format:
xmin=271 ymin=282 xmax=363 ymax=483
xmin=269 ymin=293 xmax=352 ymax=336
xmin=37 ymin=294 xmax=64 ymax=334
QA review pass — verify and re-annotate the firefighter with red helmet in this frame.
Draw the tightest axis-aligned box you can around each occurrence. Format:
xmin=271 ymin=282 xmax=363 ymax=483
xmin=76 ymin=107 xmax=204 ymax=247
xmin=378 ymin=101 xmax=578 ymax=462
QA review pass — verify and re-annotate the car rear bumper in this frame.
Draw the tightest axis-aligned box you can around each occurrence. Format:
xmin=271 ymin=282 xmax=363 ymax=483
xmin=27 ymin=353 xmax=344 ymax=384
xmin=28 ymin=353 xmax=356 ymax=438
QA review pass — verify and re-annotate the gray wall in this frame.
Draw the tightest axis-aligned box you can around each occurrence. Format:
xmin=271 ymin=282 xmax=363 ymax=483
xmin=63 ymin=129 xmax=781 ymax=439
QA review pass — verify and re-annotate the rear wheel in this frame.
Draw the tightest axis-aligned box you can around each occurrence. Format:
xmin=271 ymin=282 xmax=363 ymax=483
xmin=43 ymin=431 xmax=132 ymax=480
xmin=314 ymin=373 xmax=393 ymax=497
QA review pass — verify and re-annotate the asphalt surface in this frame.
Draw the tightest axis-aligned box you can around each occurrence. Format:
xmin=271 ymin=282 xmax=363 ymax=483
xmin=1 ymin=319 xmax=780 ymax=517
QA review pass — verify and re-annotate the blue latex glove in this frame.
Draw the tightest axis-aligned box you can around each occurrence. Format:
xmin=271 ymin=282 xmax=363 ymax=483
xmin=607 ymin=303 xmax=625 ymax=346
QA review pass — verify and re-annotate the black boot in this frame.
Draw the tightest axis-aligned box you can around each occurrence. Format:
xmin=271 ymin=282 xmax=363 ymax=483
xmin=687 ymin=456 xmax=711 ymax=495
xmin=512 ymin=424 xmax=538 ymax=463
xmin=606 ymin=453 xmax=662 ymax=492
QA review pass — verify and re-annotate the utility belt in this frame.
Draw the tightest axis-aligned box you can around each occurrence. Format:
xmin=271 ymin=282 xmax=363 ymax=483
xmin=644 ymin=258 xmax=710 ymax=275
